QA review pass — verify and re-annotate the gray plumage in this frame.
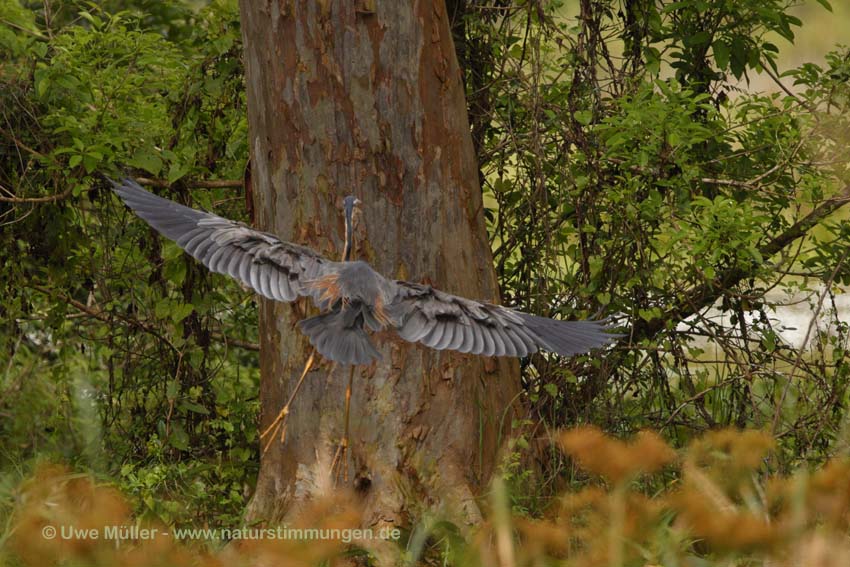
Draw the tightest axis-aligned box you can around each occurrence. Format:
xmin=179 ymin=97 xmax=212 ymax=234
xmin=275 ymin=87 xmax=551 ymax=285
xmin=110 ymin=178 xmax=619 ymax=365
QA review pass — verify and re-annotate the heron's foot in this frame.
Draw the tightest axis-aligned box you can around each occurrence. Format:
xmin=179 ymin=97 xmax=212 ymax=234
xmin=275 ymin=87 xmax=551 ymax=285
xmin=258 ymin=351 xmax=318 ymax=456
xmin=259 ymin=405 xmax=290 ymax=455
xmin=330 ymin=437 xmax=349 ymax=485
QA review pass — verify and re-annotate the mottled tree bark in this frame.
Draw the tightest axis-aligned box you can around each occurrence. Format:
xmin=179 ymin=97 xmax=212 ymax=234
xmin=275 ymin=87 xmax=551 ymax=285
xmin=239 ymin=0 xmax=522 ymax=528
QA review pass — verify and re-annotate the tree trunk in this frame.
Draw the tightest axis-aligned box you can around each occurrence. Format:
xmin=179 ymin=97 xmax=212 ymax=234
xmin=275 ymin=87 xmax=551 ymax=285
xmin=239 ymin=0 xmax=522 ymax=529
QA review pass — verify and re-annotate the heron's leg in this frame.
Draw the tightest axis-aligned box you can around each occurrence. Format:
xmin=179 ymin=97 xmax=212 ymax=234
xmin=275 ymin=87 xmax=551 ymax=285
xmin=331 ymin=364 xmax=356 ymax=483
xmin=260 ymin=350 xmax=316 ymax=455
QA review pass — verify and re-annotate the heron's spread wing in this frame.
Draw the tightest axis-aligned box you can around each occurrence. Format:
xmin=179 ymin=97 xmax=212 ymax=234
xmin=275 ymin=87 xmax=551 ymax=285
xmin=387 ymin=281 xmax=618 ymax=357
xmin=111 ymin=178 xmax=333 ymax=304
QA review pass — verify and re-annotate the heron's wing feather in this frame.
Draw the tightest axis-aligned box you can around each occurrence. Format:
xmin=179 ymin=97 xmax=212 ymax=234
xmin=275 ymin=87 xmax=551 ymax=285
xmin=111 ymin=178 xmax=333 ymax=305
xmin=386 ymin=281 xmax=618 ymax=358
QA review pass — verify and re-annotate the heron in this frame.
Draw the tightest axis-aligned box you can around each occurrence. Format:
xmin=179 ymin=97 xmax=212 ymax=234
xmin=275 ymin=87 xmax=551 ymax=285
xmin=110 ymin=178 xmax=620 ymax=476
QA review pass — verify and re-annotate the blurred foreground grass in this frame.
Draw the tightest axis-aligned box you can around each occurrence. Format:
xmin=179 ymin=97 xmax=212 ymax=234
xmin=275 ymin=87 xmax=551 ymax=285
xmin=3 ymin=427 xmax=850 ymax=566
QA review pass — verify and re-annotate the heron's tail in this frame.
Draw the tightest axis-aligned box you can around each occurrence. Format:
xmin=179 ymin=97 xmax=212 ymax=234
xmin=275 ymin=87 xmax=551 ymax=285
xmin=298 ymin=310 xmax=381 ymax=366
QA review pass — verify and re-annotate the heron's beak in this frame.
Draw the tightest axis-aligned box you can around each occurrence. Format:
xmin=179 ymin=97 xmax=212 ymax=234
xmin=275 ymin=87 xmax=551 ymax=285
xmin=351 ymin=199 xmax=363 ymax=221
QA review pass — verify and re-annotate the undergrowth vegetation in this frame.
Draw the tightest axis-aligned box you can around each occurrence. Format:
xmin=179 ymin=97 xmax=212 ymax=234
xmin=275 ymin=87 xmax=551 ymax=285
xmin=1 ymin=0 xmax=258 ymax=532
xmin=7 ymin=427 xmax=850 ymax=566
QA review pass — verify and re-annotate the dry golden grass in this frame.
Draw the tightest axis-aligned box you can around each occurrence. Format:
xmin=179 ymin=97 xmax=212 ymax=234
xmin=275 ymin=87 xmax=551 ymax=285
xmin=559 ymin=426 xmax=677 ymax=483
xmin=6 ymin=428 xmax=850 ymax=566
xmin=6 ymin=464 xmax=359 ymax=567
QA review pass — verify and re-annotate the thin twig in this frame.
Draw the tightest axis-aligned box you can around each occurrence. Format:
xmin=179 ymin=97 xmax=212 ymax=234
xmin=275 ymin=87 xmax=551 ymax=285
xmin=771 ymin=247 xmax=849 ymax=435
xmin=135 ymin=177 xmax=244 ymax=189
xmin=0 ymin=127 xmax=51 ymax=161
xmin=29 ymin=285 xmax=258 ymax=352
xmin=0 ymin=185 xmax=72 ymax=203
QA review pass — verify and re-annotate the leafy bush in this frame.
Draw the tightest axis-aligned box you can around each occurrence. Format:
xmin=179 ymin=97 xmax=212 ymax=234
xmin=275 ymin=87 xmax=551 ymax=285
xmin=460 ymin=0 xmax=850 ymax=472
xmin=1 ymin=0 xmax=256 ymax=530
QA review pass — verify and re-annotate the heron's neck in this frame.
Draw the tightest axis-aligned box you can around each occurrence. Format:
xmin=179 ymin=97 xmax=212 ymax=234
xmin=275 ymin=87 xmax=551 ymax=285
xmin=343 ymin=214 xmax=354 ymax=262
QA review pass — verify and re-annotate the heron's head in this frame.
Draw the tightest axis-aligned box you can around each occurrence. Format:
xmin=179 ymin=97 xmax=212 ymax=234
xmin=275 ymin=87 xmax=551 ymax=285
xmin=342 ymin=196 xmax=362 ymax=261
xmin=343 ymin=195 xmax=362 ymax=223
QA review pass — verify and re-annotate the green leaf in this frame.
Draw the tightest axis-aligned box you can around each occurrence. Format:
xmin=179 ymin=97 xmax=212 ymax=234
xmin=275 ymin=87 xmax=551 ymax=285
xmin=662 ymin=1 xmax=691 ymax=13
xmin=816 ymin=0 xmax=832 ymax=11
xmin=684 ymin=30 xmax=711 ymax=48
xmin=171 ymin=302 xmax=194 ymax=324
xmin=638 ymin=307 xmax=663 ymax=322
xmin=713 ymin=39 xmax=730 ymax=69
xmin=128 ymin=150 xmax=163 ymax=175
xmin=143 ymin=494 xmax=156 ymax=511
xmin=644 ymin=46 xmax=661 ymax=75
xmin=180 ymin=401 xmax=210 ymax=415
xmin=162 ymin=241 xmax=184 ymax=261
xmin=82 ymin=154 xmax=99 ymax=173
xmin=68 ymin=154 xmax=82 ymax=168
xmin=31 ymin=41 xmax=48 ymax=58
xmin=667 ymin=131 xmax=680 ymax=147
xmin=763 ymin=331 xmax=776 ymax=352
xmin=574 ymin=110 xmax=593 ymax=125
xmin=167 ymin=162 xmax=190 ymax=184
xmin=154 ymin=298 xmax=172 ymax=319
xmin=169 ymin=424 xmax=190 ymax=450
xmin=35 ymin=74 xmax=50 ymax=98
xmin=762 ymin=42 xmax=779 ymax=54
xmin=78 ymin=11 xmax=103 ymax=29
xmin=166 ymin=380 xmax=179 ymax=400
xmin=163 ymin=256 xmax=187 ymax=286
xmin=730 ymin=36 xmax=747 ymax=79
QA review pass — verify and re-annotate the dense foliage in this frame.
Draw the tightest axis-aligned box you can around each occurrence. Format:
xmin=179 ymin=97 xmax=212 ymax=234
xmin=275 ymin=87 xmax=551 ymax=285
xmin=2 ymin=0 xmax=850 ymax=565
xmin=453 ymin=0 xmax=850 ymax=473
xmin=1 ymin=0 xmax=256 ymax=529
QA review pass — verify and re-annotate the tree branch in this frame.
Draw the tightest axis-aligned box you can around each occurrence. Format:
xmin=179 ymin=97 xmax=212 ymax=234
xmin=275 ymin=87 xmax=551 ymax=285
xmin=135 ymin=177 xmax=244 ymax=189
xmin=29 ymin=285 xmax=259 ymax=352
xmin=0 ymin=186 xmax=72 ymax=203
xmin=637 ymin=184 xmax=850 ymax=339
xmin=0 ymin=127 xmax=50 ymax=161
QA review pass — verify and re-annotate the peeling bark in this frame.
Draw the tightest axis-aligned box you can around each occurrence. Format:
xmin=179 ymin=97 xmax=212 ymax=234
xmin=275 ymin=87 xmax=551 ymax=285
xmin=239 ymin=0 xmax=523 ymax=529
